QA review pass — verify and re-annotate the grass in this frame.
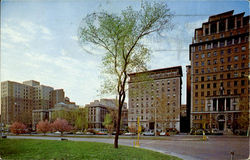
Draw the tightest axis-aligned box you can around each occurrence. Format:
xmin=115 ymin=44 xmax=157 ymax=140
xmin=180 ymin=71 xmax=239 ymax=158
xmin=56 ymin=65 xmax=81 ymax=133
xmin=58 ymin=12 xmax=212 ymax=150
xmin=0 ymin=139 xmax=181 ymax=160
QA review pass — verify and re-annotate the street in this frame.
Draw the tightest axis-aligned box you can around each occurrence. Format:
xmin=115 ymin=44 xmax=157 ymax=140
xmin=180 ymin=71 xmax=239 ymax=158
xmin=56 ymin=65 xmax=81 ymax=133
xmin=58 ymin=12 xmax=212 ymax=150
xmin=6 ymin=135 xmax=249 ymax=160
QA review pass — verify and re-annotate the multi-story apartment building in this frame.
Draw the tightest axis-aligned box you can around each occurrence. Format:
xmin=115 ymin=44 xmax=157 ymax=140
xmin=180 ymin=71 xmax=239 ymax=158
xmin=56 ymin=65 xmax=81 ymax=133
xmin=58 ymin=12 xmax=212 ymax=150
xmin=52 ymin=89 xmax=65 ymax=106
xmin=1 ymin=81 xmax=35 ymax=127
xmin=85 ymin=99 xmax=127 ymax=131
xmin=128 ymin=66 xmax=182 ymax=131
xmin=189 ymin=10 xmax=249 ymax=132
xmin=1 ymin=80 xmax=70 ymax=128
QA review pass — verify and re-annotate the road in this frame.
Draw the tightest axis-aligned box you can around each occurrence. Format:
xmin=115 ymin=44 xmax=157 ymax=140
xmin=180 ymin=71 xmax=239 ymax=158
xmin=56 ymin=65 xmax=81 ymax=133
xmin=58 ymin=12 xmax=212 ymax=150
xmin=6 ymin=135 xmax=249 ymax=160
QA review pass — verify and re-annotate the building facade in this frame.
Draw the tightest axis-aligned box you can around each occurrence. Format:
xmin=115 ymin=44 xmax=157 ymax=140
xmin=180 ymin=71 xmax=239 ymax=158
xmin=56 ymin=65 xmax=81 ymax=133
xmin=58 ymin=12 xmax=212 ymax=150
xmin=128 ymin=66 xmax=182 ymax=132
xmin=1 ymin=80 xmax=71 ymax=128
xmin=189 ymin=10 xmax=249 ymax=132
xmin=85 ymin=99 xmax=127 ymax=131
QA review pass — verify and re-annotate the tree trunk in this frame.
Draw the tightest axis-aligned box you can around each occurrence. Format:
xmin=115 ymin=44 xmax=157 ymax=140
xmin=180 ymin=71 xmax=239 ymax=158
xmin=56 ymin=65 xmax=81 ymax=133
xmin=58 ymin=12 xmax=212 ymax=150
xmin=114 ymin=93 xmax=124 ymax=148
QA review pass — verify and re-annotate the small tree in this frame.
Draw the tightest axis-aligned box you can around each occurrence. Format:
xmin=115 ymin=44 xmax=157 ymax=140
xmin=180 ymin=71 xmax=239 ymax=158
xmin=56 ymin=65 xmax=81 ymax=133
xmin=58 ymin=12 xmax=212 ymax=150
xmin=103 ymin=114 xmax=113 ymax=135
xmin=51 ymin=118 xmax=73 ymax=136
xmin=36 ymin=120 xmax=51 ymax=135
xmin=10 ymin=122 xmax=26 ymax=135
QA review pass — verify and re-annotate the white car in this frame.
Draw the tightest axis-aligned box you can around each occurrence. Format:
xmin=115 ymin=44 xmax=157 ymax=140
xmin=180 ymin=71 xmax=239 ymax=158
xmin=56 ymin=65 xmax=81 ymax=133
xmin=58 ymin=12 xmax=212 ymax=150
xmin=54 ymin=131 xmax=61 ymax=134
xmin=76 ymin=131 xmax=83 ymax=135
xmin=142 ymin=131 xmax=154 ymax=136
xmin=124 ymin=132 xmax=136 ymax=136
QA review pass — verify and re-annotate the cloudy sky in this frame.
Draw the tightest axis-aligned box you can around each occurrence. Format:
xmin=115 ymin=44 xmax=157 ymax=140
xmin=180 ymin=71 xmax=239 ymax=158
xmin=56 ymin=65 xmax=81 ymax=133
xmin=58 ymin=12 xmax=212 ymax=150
xmin=1 ymin=0 xmax=249 ymax=106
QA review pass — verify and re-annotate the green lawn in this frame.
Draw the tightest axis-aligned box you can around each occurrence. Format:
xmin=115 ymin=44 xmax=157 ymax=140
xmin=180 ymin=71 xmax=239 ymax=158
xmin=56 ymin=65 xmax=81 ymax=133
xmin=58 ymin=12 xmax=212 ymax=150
xmin=0 ymin=139 xmax=181 ymax=160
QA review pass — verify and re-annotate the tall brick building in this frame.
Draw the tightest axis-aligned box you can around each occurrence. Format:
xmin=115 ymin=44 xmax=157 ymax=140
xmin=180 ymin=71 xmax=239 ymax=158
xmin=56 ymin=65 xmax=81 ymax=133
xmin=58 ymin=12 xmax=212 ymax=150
xmin=189 ymin=10 xmax=249 ymax=132
xmin=1 ymin=80 xmax=68 ymax=127
xmin=128 ymin=66 xmax=182 ymax=132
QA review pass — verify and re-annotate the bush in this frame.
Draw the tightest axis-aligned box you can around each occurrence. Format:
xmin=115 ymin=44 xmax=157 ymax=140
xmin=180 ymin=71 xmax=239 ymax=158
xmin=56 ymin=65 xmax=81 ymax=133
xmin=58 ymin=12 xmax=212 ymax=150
xmin=10 ymin=122 xmax=26 ymax=135
xmin=36 ymin=120 xmax=51 ymax=135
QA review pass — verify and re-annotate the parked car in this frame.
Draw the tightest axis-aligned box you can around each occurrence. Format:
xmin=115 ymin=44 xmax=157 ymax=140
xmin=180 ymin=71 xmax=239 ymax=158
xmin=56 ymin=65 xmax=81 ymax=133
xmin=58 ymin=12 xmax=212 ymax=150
xmin=124 ymin=132 xmax=136 ymax=136
xmin=54 ymin=131 xmax=61 ymax=134
xmin=142 ymin=131 xmax=154 ymax=136
xmin=85 ymin=132 xmax=94 ymax=135
xmin=159 ymin=132 xmax=170 ymax=136
xmin=96 ymin=131 xmax=107 ymax=135
xmin=76 ymin=131 xmax=84 ymax=135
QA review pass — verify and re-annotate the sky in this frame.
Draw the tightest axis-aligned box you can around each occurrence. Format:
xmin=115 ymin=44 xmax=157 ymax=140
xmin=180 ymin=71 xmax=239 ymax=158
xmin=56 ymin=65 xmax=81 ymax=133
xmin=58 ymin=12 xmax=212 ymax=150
xmin=1 ymin=0 xmax=249 ymax=106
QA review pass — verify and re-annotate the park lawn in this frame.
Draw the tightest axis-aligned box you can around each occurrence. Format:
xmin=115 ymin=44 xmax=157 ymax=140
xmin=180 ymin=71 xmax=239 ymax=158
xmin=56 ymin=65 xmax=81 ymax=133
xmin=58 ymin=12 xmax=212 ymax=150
xmin=0 ymin=139 xmax=181 ymax=160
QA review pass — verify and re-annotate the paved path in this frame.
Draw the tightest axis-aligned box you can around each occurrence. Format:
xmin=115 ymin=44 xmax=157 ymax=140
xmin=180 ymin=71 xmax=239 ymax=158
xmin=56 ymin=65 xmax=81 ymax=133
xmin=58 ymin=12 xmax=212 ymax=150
xmin=6 ymin=135 xmax=249 ymax=160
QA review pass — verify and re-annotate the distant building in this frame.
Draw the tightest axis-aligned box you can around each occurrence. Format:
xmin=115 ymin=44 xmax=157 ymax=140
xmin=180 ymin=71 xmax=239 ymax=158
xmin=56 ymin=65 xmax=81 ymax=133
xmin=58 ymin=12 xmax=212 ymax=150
xmin=32 ymin=102 xmax=79 ymax=130
xmin=189 ymin=10 xmax=249 ymax=132
xmin=1 ymin=80 xmax=74 ymax=128
xmin=85 ymin=99 xmax=127 ymax=131
xmin=128 ymin=66 xmax=182 ymax=131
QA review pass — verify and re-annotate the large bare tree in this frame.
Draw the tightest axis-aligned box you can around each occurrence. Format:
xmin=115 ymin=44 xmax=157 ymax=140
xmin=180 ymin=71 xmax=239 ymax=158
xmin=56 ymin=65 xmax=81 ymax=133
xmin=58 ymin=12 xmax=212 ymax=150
xmin=78 ymin=1 xmax=173 ymax=148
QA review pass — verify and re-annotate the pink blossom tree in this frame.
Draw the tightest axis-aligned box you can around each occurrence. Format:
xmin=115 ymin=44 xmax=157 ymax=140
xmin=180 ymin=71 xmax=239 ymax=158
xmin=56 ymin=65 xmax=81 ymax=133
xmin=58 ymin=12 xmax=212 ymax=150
xmin=36 ymin=120 xmax=51 ymax=135
xmin=51 ymin=118 xmax=73 ymax=136
xmin=10 ymin=122 xmax=27 ymax=135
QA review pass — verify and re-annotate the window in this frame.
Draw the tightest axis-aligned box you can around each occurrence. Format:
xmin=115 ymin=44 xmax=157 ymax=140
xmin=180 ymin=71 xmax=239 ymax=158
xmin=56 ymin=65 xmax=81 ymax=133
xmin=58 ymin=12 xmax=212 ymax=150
xmin=227 ymin=49 xmax=231 ymax=54
xmin=220 ymin=41 xmax=225 ymax=47
xmin=195 ymin=77 xmax=198 ymax=82
xmin=228 ymin=57 xmax=231 ymax=62
xmin=201 ymin=77 xmax=204 ymax=81
xmin=242 ymin=54 xmax=246 ymax=60
xmin=201 ymin=68 xmax=204 ymax=73
xmin=213 ymin=91 xmax=216 ymax=95
xmin=220 ymin=50 xmax=224 ymax=55
xmin=241 ymin=80 xmax=245 ymax=86
xmin=207 ymin=60 xmax=211 ymax=65
xmin=207 ymin=83 xmax=210 ymax=88
xmin=201 ymin=53 xmax=205 ymax=58
xmin=195 ymin=62 xmax=198 ymax=67
xmin=201 ymin=92 xmax=204 ymax=96
xmin=198 ymin=45 xmax=202 ymax=51
xmin=201 ymin=84 xmax=204 ymax=89
xmin=207 ymin=52 xmax=211 ymax=57
xmin=234 ymin=81 xmax=238 ymax=87
xmin=207 ymin=91 xmax=210 ymax=96
xmin=227 ymin=65 xmax=231 ymax=70
xmin=220 ymin=66 xmax=224 ymax=71
xmin=213 ymin=59 xmax=217 ymax=64
xmin=213 ymin=51 xmax=217 ymax=56
xmin=241 ymin=46 xmax=246 ymax=51
xmin=207 ymin=68 xmax=211 ymax=73
xmin=227 ymin=90 xmax=230 ymax=95
xmin=234 ymin=89 xmax=237 ymax=94
xmin=220 ymin=58 xmax=224 ymax=63
xmin=207 ymin=76 xmax=211 ymax=80
xmin=213 ymin=83 xmax=217 ymax=88
xmin=195 ymin=54 xmax=199 ymax=59
xmin=234 ymin=47 xmax=238 ymax=52
xmin=220 ymin=74 xmax=223 ymax=79
xmin=234 ymin=72 xmax=238 ymax=78
xmin=201 ymin=62 xmax=205 ymax=66
xmin=213 ymin=67 xmax=217 ymax=72
xmin=227 ymin=73 xmax=231 ymax=78
xmin=213 ymin=75 xmax=216 ymax=80
xmin=227 ymin=81 xmax=230 ymax=87
xmin=195 ymin=85 xmax=198 ymax=89
xmin=195 ymin=92 xmax=198 ymax=97
xmin=234 ymin=56 xmax=238 ymax=61
xmin=241 ymin=88 xmax=245 ymax=94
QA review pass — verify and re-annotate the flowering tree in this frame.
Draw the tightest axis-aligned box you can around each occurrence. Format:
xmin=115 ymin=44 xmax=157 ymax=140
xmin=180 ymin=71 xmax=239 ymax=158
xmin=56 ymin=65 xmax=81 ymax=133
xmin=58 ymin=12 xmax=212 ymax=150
xmin=36 ymin=120 xmax=51 ymax=135
xmin=10 ymin=122 xmax=26 ymax=135
xmin=51 ymin=118 xmax=73 ymax=136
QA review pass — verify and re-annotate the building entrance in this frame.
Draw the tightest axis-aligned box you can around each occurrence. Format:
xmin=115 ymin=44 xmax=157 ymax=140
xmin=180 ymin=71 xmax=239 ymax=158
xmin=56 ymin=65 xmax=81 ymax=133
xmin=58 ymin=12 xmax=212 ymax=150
xmin=219 ymin=121 xmax=224 ymax=130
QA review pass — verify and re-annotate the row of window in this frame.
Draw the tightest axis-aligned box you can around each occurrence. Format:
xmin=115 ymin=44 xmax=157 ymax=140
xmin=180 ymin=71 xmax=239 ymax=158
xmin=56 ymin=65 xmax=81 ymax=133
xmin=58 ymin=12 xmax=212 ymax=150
xmin=130 ymin=101 xmax=177 ymax=108
xmin=195 ymin=55 xmax=246 ymax=68
xmin=192 ymin=36 xmax=248 ymax=52
xmin=194 ymin=88 xmax=246 ymax=97
xmin=195 ymin=80 xmax=245 ymax=89
xmin=194 ymin=71 xmax=246 ymax=82
xmin=131 ymin=80 xmax=177 ymax=89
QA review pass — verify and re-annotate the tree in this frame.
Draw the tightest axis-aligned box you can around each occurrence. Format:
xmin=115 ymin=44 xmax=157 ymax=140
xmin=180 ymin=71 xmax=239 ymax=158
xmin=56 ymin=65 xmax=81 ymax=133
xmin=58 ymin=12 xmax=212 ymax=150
xmin=51 ymin=118 xmax=73 ymax=136
xmin=78 ymin=1 xmax=173 ymax=148
xmin=10 ymin=122 xmax=26 ymax=135
xmin=74 ymin=108 xmax=88 ymax=131
xmin=103 ymin=114 xmax=113 ymax=135
xmin=236 ymin=97 xmax=249 ymax=134
xmin=36 ymin=120 xmax=51 ymax=135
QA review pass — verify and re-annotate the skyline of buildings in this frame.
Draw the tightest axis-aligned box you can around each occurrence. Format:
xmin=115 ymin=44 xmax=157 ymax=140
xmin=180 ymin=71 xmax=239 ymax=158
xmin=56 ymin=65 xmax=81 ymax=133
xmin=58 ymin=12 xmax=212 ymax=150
xmin=1 ymin=10 xmax=249 ymax=134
